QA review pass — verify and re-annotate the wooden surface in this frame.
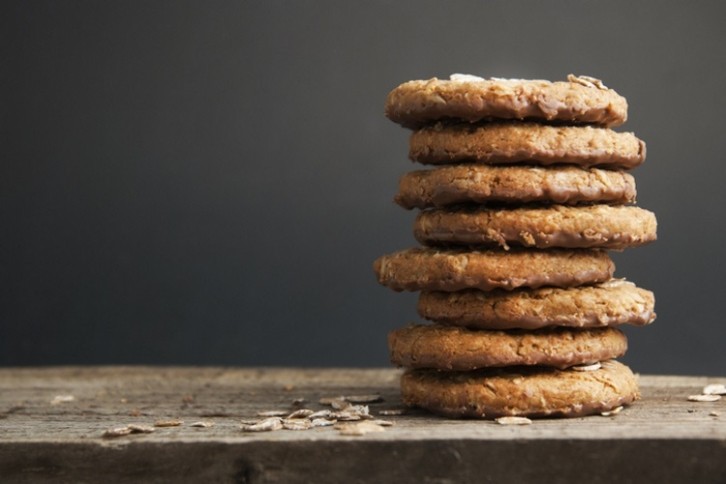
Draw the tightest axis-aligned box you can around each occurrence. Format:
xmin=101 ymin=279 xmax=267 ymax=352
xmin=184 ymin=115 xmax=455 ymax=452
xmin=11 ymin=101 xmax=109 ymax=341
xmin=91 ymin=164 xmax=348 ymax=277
xmin=1 ymin=367 xmax=725 ymax=483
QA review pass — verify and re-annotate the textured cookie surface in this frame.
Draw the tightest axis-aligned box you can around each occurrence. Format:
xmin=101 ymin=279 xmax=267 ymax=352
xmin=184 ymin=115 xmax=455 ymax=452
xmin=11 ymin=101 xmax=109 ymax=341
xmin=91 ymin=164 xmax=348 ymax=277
xmin=385 ymin=74 xmax=628 ymax=129
xmin=415 ymin=205 xmax=657 ymax=250
xmin=396 ymin=165 xmax=637 ymax=209
xmin=373 ymin=248 xmax=614 ymax=292
xmin=419 ymin=279 xmax=656 ymax=330
xmin=401 ymin=360 xmax=639 ymax=418
xmin=389 ymin=325 xmax=627 ymax=370
xmin=409 ymin=122 xmax=645 ymax=168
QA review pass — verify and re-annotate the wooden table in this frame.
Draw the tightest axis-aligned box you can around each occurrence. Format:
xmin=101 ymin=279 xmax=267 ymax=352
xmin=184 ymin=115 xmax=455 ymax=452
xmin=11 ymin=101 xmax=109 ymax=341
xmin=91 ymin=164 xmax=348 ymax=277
xmin=1 ymin=367 xmax=725 ymax=483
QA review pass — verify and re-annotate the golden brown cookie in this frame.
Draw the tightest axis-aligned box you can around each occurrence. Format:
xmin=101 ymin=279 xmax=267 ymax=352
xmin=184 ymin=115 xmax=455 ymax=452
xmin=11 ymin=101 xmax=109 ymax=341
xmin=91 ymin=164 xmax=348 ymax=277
xmin=418 ymin=280 xmax=656 ymax=330
xmin=395 ymin=165 xmax=637 ymax=209
xmin=385 ymin=74 xmax=628 ymax=129
xmin=373 ymin=248 xmax=614 ymax=292
xmin=409 ymin=122 xmax=645 ymax=168
xmin=389 ymin=324 xmax=627 ymax=370
xmin=400 ymin=360 xmax=639 ymax=418
xmin=414 ymin=205 xmax=657 ymax=250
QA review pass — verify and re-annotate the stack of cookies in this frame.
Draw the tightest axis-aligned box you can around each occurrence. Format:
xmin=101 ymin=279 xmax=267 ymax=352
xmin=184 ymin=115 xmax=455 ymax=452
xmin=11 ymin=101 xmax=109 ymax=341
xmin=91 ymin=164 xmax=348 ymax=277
xmin=374 ymin=74 xmax=657 ymax=419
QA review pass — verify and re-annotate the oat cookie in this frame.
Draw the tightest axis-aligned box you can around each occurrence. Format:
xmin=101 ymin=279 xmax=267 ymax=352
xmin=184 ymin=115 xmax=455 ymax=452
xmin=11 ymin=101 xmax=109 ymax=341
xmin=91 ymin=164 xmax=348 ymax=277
xmin=396 ymin=165 xmax=637 ymax=209
xmin=409 ymin=122 xmax=645 ymax=168
xmin=373 ymin=247 xmax=614 ymax=292
xmin=414 ymin=205 xmax=657 ymax=250
xmin=400 ymin=360 xmax=639 ymax=418
xmin=385 ymin=74 xmax=628 ymax=129
xmin=389 ymin=325 xmax=627 ymax=370
xmin=418 ymin=280 xmax=655 ymax=330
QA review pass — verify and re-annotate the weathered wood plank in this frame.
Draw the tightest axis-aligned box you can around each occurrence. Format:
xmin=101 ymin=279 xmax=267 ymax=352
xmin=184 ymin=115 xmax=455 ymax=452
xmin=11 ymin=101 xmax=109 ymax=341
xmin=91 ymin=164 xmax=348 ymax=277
xmin=0 ymin=367 xmax=725 ymax=483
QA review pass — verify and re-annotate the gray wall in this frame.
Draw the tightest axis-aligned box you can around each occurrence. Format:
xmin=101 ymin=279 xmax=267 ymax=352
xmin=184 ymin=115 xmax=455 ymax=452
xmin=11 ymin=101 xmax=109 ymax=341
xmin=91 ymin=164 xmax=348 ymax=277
xmin=2 ymin=1 xmax=725 ymax=375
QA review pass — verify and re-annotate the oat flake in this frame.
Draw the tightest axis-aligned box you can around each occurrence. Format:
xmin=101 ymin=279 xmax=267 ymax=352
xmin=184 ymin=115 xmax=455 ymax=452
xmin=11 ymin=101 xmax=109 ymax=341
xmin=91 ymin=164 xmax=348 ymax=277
xmin=256 ymin=410 xmax=288 ymax=417
xmin=241 ymin=417 xmax=283 ymax=432
xmin=50 ymin=395 xmax=75 ymax=405
xmin=572 ymin=362 xmax=602 ymax=372
xmin=154 ymin=419 xmax=183 ymax=428
xmin=495 ymin=416 xmax=532 ymax=426
xmin=687 ymin=394 xmax=721 ymax=402
xmin=286 ymin=409 xmax=314 ymax=419
xmin=600 ymin=406 xmax=624 ymax=417
xmin=282 ymin=419 xmax=313 ymax=430
xmin=190 ymin=421 xmax=215 ymax=428
xmin=102 ymin=426 xmax=133 ymax=438
xmin=703 ymin=384 xmax=726 ymax=396
xmin=335 ymin=421 xmax=386 ymax=436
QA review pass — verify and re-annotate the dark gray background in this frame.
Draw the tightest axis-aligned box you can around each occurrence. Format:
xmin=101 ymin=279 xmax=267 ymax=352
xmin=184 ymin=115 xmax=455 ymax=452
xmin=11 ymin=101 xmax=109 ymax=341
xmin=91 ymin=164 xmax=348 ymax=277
xmin=2 ymin=1 xmax=724 ymax=375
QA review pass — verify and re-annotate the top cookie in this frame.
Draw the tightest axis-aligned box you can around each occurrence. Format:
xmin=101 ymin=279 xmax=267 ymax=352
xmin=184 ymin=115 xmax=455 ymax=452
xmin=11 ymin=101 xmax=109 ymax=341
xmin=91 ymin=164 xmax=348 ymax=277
xmin=385 ymin=74 xmax=628 ymax=129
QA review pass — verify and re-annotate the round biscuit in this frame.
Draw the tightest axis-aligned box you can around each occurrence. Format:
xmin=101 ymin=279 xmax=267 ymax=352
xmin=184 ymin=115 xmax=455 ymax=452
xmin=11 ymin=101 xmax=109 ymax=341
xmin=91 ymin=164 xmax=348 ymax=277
xmin=400 ymin=360 xmax=639 ymax=418
xmin=409 ymin=123 xmax=645 ymax=168
xmin=396 ymin=165 xmax=637 ymax=209
xmin=414 ymin=205 xmax=657 ymax=250
xmin=389 ymin=325 xmax=627 ymax=370
xmin=385 ymin=75 xmax=628 ymax=128
xmin=373 ymin=248 xmax=614 ymax=292
xmin=418 ymin=280 xmax=655 ymax=329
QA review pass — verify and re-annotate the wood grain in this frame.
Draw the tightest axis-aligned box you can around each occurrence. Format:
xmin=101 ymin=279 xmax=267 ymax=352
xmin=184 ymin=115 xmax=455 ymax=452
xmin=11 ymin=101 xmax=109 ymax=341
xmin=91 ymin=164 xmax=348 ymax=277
xmin=1 ymin=367 xmax=725 ymax=483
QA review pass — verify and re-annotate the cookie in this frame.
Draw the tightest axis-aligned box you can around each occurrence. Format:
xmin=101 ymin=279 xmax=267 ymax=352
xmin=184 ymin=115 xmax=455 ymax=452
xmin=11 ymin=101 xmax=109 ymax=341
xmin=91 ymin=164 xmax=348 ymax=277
xmin=418 ymin=279 xmax=656 ymax=330
xmin=409 ymin=122 xmax=645 ymax=168
xmin=400 ymin=360 xmax=639 ymax=418
xmin=395 ymin=165 xmax=637 ymax=209
xmin=389 ymin=324 xmax=627 ymax=370
xmin=414 ymin=205 xmax=657 ymax=250
xmin=385 ymin=74 xmax=628 ymax=129
xmin=373 ymin=247 xmax=614 ymax=292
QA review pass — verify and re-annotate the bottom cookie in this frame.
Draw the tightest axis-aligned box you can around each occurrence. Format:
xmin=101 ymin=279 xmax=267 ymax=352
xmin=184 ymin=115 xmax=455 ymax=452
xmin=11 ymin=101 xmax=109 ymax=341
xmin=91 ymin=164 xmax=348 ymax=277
xmin=401 ymin=360 xmax=638 ymax=418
